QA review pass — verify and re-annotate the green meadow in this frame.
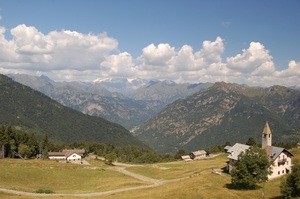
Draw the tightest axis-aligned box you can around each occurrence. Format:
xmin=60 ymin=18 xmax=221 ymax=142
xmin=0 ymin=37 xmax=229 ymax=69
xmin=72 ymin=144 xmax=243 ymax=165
xmin=1 ymin=149 xmax=298 ymax=198
xmin=0 ymin=159 xmax=149 ymax=194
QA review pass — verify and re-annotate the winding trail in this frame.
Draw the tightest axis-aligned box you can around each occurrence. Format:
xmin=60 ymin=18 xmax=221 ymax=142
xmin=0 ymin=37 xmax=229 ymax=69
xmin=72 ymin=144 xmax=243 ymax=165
xmin=0 ymin=162 xmax=188 ymax=197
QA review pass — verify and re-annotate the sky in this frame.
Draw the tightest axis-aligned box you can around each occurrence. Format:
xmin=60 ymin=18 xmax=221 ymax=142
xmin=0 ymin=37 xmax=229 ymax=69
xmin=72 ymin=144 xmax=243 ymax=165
xmin=0 ymin=0 xmax=299 ymax=86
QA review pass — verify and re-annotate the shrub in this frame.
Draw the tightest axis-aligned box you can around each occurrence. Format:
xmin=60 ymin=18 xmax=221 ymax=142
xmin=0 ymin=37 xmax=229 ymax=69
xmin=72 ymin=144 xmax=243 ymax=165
xmin=35 ymin=189 xmax=55 ymax=194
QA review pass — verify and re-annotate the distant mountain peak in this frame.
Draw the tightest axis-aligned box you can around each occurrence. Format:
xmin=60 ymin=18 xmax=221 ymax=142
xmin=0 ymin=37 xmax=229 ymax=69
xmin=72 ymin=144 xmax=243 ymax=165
xmin=136 ymin=82 xmax=300 ymax=153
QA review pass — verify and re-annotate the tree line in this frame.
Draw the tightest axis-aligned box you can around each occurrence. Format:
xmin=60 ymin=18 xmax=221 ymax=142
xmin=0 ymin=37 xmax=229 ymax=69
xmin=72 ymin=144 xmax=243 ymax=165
xmin=0 ymin=124 xmax=232 ymax=163
xmin=0 ymin=125 xmax=181 ymax=163
xmin=0 ymin=125 xmax=54 ymax=159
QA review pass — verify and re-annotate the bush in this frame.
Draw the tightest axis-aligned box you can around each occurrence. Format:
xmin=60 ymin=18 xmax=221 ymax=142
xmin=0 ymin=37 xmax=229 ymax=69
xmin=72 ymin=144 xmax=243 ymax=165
xmin=280 ymin=162 xmax=300 ymax=198
xmin=35 ymin=189 xmax=55 ymax=194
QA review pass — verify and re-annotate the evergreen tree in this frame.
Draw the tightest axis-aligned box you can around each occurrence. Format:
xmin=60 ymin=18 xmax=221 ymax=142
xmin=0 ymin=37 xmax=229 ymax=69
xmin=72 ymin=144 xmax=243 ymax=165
xmin=40 ymin=134 xmax=50 ymax=159
xmin=3 ymin=126 xmax=17 ymax=158
xmin=246 ymin=137 xmax=257 ymax=146
xmin=28 ymin=133 xmax=39 ymax=157
xmin=231 ymin=146 xmax=272 ymax=189
xmin=174 ymin=149 xmax=187 ymax=159
xmin=0 ymin=125 xmax=5 ymax=143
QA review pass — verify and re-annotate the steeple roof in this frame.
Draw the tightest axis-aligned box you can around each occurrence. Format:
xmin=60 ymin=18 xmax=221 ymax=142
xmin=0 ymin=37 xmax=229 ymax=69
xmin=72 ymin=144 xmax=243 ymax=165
xmin=262 ymin=121 xmax=272 ymax=135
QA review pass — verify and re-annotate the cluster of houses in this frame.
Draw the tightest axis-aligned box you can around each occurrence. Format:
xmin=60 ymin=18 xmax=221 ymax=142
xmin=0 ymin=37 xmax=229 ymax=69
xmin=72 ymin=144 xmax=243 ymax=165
xmin=225 ymin=122 xmax=293 ymax=180
xmin=181 ymin=150 xmax=207 ymax=161
xmin=180 ymin=122 xmax=294 ymax=180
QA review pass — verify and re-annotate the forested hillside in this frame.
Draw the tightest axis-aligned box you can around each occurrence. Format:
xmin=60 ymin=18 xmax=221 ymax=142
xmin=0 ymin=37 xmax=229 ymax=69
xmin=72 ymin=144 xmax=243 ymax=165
xmin=0 ymin=74 xmax=146 ymax=148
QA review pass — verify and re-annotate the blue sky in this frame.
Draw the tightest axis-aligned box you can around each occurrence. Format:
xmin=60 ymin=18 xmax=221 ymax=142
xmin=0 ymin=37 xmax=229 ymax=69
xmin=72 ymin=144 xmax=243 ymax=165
xmin=0 ymin=0 xmax=299 ymax=86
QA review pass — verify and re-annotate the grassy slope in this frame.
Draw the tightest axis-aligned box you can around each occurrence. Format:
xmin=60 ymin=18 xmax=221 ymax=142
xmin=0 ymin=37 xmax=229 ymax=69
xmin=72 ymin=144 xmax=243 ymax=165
xmin=0 ymin=159 xmax=149 ymax=194
xmin=2 ymin=149 xmax=300 ymax=198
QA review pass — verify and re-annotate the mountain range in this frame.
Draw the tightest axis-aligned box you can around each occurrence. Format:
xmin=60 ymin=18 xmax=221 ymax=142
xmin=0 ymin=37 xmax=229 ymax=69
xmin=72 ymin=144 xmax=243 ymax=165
xmin=8 ymin=74 xmax=212 ymax=130
xmin=0 ymin=74 xmax=146 ymax=148
xmin=135 ymin=82 xmax=300 ymax=153
xmin=5 ymin=73 xmax=300 ymax=154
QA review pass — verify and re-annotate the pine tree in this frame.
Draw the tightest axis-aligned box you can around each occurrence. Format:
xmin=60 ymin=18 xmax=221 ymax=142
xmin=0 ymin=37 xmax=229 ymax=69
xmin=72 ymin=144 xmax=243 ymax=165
xmin=28 ymin=133 xmax=39 ymax=157
xmin=3 ymin=126 xmax=17 ymax=158
xmin=40 ymin=134 xmax=50 ymax=159
xmin=246 ymin=137 xmax=257 ymax=146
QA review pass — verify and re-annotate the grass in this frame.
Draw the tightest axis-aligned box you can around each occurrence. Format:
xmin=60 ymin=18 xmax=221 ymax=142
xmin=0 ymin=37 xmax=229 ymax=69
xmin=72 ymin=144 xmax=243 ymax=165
xmin=126 ymin=154 xmax=227 ymax=180
xmin=0 ymin=159 xmax=149 ymax=194
xmin=2 ymin=149 xmax=299 ymax=198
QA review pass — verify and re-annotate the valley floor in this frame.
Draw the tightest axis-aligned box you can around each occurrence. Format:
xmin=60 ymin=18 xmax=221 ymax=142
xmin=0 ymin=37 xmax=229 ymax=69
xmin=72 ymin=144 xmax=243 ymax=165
xmin=0 ymin=164 xmax=187 ymax=197
xmin=1 ymin=150 xmax=295 ymax=198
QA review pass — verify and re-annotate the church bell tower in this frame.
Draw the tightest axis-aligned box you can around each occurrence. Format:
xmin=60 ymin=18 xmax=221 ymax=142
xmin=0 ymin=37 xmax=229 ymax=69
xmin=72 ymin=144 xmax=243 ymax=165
xmin=262 ymin=121 xmax=272 ymax=149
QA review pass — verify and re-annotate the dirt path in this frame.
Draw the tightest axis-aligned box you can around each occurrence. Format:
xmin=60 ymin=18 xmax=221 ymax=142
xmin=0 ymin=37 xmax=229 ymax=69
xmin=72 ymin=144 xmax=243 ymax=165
xmin=0 ymin=163 xmax=187 ymax=197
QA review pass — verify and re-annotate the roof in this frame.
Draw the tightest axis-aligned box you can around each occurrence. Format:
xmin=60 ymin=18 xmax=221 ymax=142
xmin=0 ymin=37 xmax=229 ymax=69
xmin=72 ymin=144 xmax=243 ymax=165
xmin=181 ymin=155 xmax=192 ymax=160
xmin=224 ymin=146 xmax=232 ymax=150
xmin=48 ymin=149 xmax=85 ymax=158
xmin=264 ymin=146 xmax=294 ymax=161
xmin=227 ymin=143 xmax=250 ymax=161
xmin=191 ymin=150 xmax=206 ymax=156
xmin=48 ymin=152 xmax=65 ymax=156
xmin=62 ymin=149 xmax=85 ymax=156
xmin=262 ymin=121 xmax=272 ymax=135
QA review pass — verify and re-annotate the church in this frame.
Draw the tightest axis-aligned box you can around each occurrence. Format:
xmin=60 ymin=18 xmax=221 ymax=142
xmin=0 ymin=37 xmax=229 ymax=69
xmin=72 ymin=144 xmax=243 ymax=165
xmin=227 ymin=122 xmax=293 ymax=179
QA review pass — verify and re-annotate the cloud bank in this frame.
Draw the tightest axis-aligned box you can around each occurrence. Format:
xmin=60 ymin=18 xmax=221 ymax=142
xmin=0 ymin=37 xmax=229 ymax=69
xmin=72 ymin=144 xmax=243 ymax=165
xmin=0 ymin=24 xmax=299 ymax=86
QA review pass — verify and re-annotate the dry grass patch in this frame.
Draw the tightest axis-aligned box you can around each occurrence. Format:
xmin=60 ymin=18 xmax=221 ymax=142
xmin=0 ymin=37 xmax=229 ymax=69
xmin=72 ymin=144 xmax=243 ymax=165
xmin=0 ymin=159 xmax=149 ymax=194
xmin=126 ymin=154 xmax=227 ymax=180
xmin=101 ymin=167 xmax=283 ymax=199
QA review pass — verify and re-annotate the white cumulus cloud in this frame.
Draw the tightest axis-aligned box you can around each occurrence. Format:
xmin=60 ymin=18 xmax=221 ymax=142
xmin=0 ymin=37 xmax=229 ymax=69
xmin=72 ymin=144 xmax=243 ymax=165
xmin=0 ymin=24 xmax=299 ymax=87
xmin=0 ymin=24 xmax=118 ymax=71
xmin=138 ymin=43 xmax=175 ymax=71
xmin=101 ymin=52 xmax=135 ymax=77
xmin=195 ymin=36 xmax=224 ymax=64
xmin=226 ymin=42 xmax=275 ymax=74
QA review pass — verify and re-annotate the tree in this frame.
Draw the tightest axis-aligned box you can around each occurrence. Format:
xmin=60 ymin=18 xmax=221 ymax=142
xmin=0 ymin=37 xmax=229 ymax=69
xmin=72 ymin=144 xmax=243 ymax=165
xmin=280 ymin=162 xmax=300 ymax=198
xmin=2 ymin=126 xmax=17 ymax=158
xmin=28 ymin=133 xmax=39 ymax=157
xmin=105 ymin=152 xmax=117 ymax=165
xmin=18 ymin=144 xmax=31 ymax=158
xmin=231 ymin=146 xmax=272 ymax=189
xmin=246 ymin=137 xmax=257 ymax=146
xmin=174 ymin=149 xmax=187 ymax=159
xmin=40 ymin=134 xmax=50 ymax=159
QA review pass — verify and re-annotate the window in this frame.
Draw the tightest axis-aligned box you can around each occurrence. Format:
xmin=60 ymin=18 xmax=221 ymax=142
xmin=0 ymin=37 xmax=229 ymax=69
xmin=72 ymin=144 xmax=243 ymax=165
xmin=278 ymin=171 xmax=280 ymax=175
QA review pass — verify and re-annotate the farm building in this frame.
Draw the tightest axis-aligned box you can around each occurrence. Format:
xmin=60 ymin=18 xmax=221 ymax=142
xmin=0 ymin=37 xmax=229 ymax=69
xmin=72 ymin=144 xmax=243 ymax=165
xmin=181 ymin=155 xmax=192 ymax=161
xmin=190 ymin=150 xmax=207 ymax=160
xmin=48 ymin=149 xmax=85 ymax=162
